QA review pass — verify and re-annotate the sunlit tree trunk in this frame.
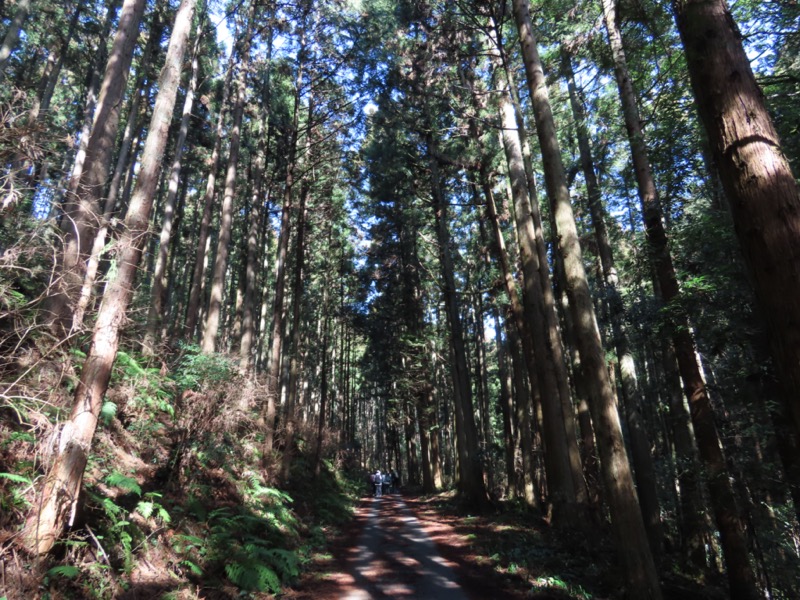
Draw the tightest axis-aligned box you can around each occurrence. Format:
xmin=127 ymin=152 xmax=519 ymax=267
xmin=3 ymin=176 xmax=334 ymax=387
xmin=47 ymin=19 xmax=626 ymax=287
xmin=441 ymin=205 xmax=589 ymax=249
xmin=263 ymin=11 xmax=308 ymax=451
xmin=202 ymin=13 xmax=251 ymax=353
xmin=23 ymin=0 xmax=196 ymax=554
xmin=71 ymin=19 xmax=162 ymax=333
xmin=602 ymin=0 xmax=756 ymax=590
xmin=492 ymin=72 xmax=585 ymax=523
xmin=561 ymin=46 xmax=663 ymax=553
xmin=143 ymin=20 xmax=203 ymax=354
xmin=45 ymin=0 xmax=147 ymax=336
xmin=512 ymin=0 xmax=661 ymax=595
xmin=184 ymin=53 xmax=235 ymax=338
xmin=490 ymin=24 xmax=588 ymax=509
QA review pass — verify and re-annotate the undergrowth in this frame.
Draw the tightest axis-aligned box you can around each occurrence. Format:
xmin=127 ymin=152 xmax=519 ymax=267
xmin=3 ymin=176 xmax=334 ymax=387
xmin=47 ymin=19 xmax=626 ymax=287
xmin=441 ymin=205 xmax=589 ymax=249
xmin=0 ymin=342 xmax=361 ymax=599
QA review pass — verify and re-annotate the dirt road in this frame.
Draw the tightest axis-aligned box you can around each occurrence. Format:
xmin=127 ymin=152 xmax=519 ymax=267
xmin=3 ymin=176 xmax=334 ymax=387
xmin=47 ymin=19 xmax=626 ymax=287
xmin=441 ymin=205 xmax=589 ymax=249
xmin=341 ymin=494 xmax=470 ymax=599
xmin=290 ymin=492 xmax=535 ymax=600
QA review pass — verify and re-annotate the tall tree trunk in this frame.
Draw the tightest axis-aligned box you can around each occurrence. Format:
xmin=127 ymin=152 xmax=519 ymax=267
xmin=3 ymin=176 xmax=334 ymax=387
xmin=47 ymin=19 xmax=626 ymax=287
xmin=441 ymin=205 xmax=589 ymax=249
xmin=511 ymin=1 xmax=661 ymax=596
xmin=493 ymin=309 xmax=516 ymax=498
xmin=71 ymin=23 xmax=162 ymax=333
xmin=239 ymin=154 xmax=266 ymax=369
xmin=602 ymin=0 xmax=756 ymax=592
xmin=45 ymin=0 xmax=147 ymax=336
xmin=280 ymin=181 xmax=308 ymax=482
xmin=202 ymin=15 xmax=251 ymax=353
xmin=491 ymin=66 xmax=585 ymax=523
xmin=672 ymin=0 xmax=800 ymax=520
xmin=313 ymin=288 xmax=331 ymax=476
xmin=239 ymin=32 xmax=273 ymax=368
xmin=263 ymin=6 xmax=310 ymax=451
xmin=23 ymin=0 xmax=196 ymax=554
xmin=28 ymin=3 xmax=81 ymax=124
xmin=143 ymin=22 xmax=202 ymax=354
xmin=490 ymin=22 xmax=589 ymax=509
xmin=561 ymin=47 xmax=663 ymax=554
xmin=52 ymin=0 xmax=120 ymax=220
xmin=427 ymin=134 xmax=491 ymax=511
xmin=184 ymin=52 xmax=235 ymax=338
xmin=484 ymin=178 xmax=540 ymax=508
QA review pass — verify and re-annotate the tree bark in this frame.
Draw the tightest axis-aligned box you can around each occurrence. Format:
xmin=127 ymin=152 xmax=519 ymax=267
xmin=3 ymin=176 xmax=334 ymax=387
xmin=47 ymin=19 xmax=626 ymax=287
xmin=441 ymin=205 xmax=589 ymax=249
xmin=484 ymin=179 xmax=539 ymax=508
xmin=45 ymin=0 xmax=147 ymax=336
xmin=427 ymin=134 xmax=491 ymax=511
xmin=184 ymin=52 xmax=235 ymax=339
xmin=561 ymin=46 xmax=663 ymax=553
xmin=263 ymin=4 xmax=311 ymax=451
xmin=491 ymin=24 xmax=589 ymax=509
xmin=143 ymin=22 xmax=202 ymax=354
xmin=23 ymin=0 xmax=196 ymax=554
xmin=603 ymin=0 xmax=756 ymax=592
xmin=280 ymin=181 xmax=308 ymax=482
xmin=202 ymin=17 xmax=251 ymax=353
xmin=239 ymin=92 xmax=271 ymax=369
xmin=672 ymin=0 xmax=800 ymax=522
xmin=512 ymin=0 xmax=661 ymax=596
xmin=493 ymin=71 xmax=585 ymax=523
xmin=71 ymin=22 xmax=162 ymax=334
xmin=493 ymin=309 xmax=517 ymax=498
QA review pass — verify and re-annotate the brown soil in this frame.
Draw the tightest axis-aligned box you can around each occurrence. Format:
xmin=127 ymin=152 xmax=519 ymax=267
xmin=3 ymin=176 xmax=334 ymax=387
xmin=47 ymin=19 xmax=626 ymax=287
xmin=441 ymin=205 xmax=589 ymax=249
xmin=286 ymin=492 xmax=587 ymax=600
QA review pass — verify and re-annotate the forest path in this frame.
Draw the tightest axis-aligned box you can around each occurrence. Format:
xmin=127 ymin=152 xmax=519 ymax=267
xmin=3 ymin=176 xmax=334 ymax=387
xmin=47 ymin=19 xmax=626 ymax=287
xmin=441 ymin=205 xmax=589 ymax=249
xmin=290 ymin=493 xmax=532 ymax=600
xmin=341 ymin=494 xmax=468 ymax=599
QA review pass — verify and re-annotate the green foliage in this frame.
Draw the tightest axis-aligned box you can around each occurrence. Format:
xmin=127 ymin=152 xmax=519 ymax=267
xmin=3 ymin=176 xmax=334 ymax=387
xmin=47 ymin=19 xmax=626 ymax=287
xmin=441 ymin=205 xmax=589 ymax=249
xmin=100 ymin=401 xmax=117 ymax=425
xmin=172 ymin=343 xmax=236 ymax=390
xmin=169 ymin=498 xmax=301 ymax=594
xmin=0 ymin=471 xmax=33 ymax=513
xmin=104 ymin=472 xmax=142 ymax=497
xmin=45 ymin=565 xmax=80 ymax=580
xmin=43 ymin=565 xmax=81 ymax=586
xmin=0 ymin=472 xmax=32 ymax=484
xmin=135 ymin=492 xmax=171 ymax=524
xmin=224 ymin=545 xmax=285 ymax=593
xmin=112 ymin=351 xmax=176 ymax=420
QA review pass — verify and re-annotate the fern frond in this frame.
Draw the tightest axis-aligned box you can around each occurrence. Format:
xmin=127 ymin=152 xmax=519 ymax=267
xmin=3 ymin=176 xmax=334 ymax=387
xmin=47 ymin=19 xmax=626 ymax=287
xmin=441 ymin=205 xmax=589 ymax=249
xmin=105 ymin=472 xmax=142 ymax=497
xmin=47 ymin=565 xmax=80 ymax=579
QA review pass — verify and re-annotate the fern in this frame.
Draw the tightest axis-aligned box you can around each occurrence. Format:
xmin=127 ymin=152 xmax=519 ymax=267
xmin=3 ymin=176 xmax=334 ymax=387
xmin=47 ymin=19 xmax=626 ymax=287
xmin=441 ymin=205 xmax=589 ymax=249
xmin=157 ymin=505 xmax=171 ymax=523
xmin=105 ymin=472 xmax=142 ymax=496
xmin=136 ymin=501 xmax=154 ymax=519
xmin=100 ymin=400 xmax=117 ymax=425
xmin=225 ymin=561 xmax=280 ymax=593
xmin=0 ymin=472 xmax=32 ymax=484
xmin=116 ymin=351 xmax=147 ymax=377
xmin=263 ymin=548 xmax=300 ymax=579
xmin=46 ymin=565 xmax=80 ymax=579
xmin=171 ymin=533 xmax=208 ymax=556
xmin=180 ymin=559 xmax=203 ymax=576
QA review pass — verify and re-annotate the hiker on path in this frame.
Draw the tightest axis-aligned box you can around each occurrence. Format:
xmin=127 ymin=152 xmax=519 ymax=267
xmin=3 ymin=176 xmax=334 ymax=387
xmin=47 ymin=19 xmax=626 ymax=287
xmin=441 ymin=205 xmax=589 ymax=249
xmin=382 ymin=469 xmax=393 ymax=495
xmin=372 ymin=469 xmax=382 ymax=497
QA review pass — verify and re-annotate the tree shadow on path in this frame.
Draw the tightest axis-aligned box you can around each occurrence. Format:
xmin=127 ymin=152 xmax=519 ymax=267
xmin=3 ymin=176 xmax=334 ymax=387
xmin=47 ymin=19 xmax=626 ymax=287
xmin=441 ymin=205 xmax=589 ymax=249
xmin=289 ymin=493 xmax=540 ymax=599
